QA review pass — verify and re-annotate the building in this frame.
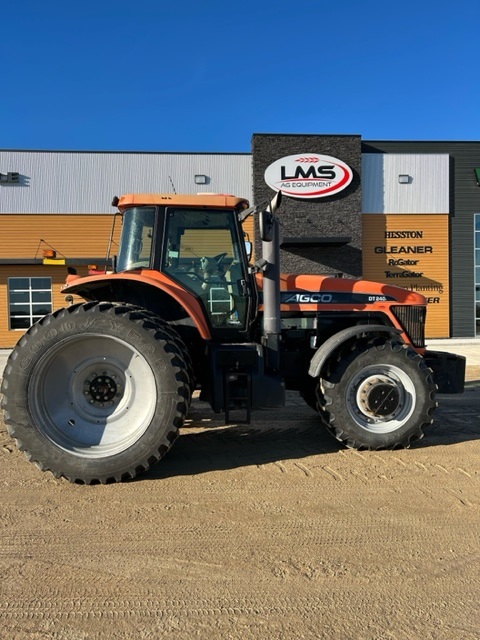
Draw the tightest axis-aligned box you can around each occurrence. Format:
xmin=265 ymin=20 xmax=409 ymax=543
xmin=1 ymin=135 xmax=479 ymax=347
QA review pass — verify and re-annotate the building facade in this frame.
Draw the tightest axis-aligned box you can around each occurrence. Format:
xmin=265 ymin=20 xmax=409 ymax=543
xmin=1 ymin=138 xmax=479 ymax=347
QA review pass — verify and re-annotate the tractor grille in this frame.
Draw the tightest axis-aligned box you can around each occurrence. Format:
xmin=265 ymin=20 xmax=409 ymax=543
xmin=391 ymin=305 xmax=426 ymax=348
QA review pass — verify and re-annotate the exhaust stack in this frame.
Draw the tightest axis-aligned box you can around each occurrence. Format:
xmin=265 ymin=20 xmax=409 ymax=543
xmin=260 ymin=191 xmax=282 ymax=370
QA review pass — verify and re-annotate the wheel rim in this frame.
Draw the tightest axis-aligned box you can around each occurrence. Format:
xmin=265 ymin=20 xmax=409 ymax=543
xmin=28 ymin=334 xmax=157 ymax=458
xmin=346 ymin=364 xmax=416 ymax=434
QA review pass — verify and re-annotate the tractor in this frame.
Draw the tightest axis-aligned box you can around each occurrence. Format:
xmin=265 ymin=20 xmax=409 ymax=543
xmin=1 ymin=192 xmax=465 ymax=483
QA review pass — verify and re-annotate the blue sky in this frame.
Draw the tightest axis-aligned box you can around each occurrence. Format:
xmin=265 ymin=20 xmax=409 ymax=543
xmin=2 ymin=0 xmax=479 ymax=152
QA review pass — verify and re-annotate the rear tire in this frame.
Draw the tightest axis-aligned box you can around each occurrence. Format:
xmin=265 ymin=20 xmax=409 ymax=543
xmin=1 ymin=302 xmax=190 ymax=483
xmin=318 ymin=338 xmax=437 ymax=449
xmin=125 ymin=306 xmax=196 ymax=401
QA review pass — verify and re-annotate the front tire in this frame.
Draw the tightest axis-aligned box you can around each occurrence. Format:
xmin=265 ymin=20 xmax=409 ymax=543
xmin=1 ymin=302 xmax=190 ymax=483
xmin=318 ymin=339 xmax=437 ymax=449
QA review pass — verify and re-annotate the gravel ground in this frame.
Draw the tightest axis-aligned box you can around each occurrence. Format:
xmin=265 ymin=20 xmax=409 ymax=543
xmin=0 ymin=357 xmax=479 ymax=640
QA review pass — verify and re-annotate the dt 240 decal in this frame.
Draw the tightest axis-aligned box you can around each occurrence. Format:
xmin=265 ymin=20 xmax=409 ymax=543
xmin=280 ymin=292 xmax=397 ymax=304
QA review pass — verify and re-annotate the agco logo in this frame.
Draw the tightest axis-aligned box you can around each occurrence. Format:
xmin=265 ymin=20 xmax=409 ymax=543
xmin=264 ymin=153 xmax=353 ymax=199
xmin=283 ymin=293 xmax=333 ymax=303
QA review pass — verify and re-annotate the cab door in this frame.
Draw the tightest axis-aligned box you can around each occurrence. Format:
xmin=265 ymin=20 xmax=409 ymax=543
xmin=162 ymin=207 xmax=255 ymax=337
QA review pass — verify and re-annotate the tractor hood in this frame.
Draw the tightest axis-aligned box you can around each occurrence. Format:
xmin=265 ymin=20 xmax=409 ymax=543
xmin=255 ymin=273 xmax=427 ymax=306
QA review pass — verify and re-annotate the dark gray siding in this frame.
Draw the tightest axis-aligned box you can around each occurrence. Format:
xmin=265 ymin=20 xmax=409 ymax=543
xmin=252 ymin=134 xmax=362 ymax=277
xmin=363 ymin=141 xmax=480 ymax=337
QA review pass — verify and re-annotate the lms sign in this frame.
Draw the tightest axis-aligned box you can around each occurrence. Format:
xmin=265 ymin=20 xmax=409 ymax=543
xmin=264 ymin=154 xmax=353 ymax=199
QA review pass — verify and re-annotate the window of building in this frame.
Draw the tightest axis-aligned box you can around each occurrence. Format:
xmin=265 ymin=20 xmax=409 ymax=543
xmin=8 ymin=277 xmax=53 ymax=330
xmin=476 ymin=214 xmax=480 ymax=336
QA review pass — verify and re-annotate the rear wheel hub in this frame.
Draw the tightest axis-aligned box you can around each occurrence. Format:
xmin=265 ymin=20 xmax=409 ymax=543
xmin=87 ymin=374 xmax=118 ymax=404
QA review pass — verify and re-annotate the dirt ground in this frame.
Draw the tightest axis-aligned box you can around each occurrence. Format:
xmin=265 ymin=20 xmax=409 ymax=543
xmin=1 ymin=367 xmax=479 ymax=640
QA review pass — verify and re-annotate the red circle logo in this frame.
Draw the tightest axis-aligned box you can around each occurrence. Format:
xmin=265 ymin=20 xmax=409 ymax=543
xmin=264 ymin=153 xmax=354 ymax=199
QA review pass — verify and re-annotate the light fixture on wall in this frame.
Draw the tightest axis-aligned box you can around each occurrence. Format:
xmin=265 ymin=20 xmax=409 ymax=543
xmin=194 ymin=174 xmax=208 ymax=185
xmin=398 ymin=174 xmax=410 ymax=184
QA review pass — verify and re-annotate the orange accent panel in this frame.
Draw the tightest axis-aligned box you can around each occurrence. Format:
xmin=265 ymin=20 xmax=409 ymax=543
xmin=362 ymin=214 xmax=450 ymax=338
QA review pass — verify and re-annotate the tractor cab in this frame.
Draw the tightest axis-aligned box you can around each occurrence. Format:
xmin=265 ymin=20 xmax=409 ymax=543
xmin=114 ymin=194 xmax=255 ymax=333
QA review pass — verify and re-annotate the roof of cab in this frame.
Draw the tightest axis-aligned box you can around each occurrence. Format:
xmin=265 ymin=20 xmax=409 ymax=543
xmin=117 ymin=193 xmax=249 ymax=210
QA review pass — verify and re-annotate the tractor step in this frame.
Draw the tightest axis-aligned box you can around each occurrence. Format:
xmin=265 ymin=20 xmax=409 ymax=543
xmin=208 ymin=343 xmax=285 ymax=419
xmin=223 ymin=370 xmax=252 ymax=424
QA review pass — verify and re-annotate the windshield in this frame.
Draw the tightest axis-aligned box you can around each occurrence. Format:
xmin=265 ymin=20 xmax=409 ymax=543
xmin=163 ymin=208 xmax=249 ymax=329
xmin=116 ymin=207 xmax=156 ymax=272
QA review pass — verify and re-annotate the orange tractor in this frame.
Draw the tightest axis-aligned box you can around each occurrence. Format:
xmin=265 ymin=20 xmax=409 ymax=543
xmin=1 ymin=192 xmax=465 ymax=483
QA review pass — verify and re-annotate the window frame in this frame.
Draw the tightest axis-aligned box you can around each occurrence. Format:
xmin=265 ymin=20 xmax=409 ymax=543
xmin=162 ymin=206 xmax=251 ymax=333
xmin=8 ymin=276 xmax=53 ymax=331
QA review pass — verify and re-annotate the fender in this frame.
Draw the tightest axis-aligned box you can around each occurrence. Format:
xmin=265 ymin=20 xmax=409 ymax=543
xmin=62 ymin=271 xmax=212 ymax=339
xmin=308 ymin=325 xmax=403 ymax=379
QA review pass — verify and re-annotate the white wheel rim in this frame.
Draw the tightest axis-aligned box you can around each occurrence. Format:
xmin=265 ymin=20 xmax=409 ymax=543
xmin=346 ymin=364 xmax=416 ymax=434
xmin=28 ymin=334 xmax=157 ymax=458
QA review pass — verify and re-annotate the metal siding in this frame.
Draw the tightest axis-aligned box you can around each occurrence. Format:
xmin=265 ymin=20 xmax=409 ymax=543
xmin=362 ymin=214 xmax=450 ymax=338
xmin=364 ymin=141 xmax=480 ymax=337
xmin=363 ymin=154 xmax=449 ymax=213
xmin=0 ymin=214 xmax=120 ymax=260
xmin=361 ymin=154 xmax=384 ymax=212
xmin=0 ymin=151 xmax=252 ymax=214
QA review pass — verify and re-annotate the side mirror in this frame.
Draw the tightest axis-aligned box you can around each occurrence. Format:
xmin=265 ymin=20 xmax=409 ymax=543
xmin=259 ymin=190 xmax=282 ymax=242
xmin=259 ymin=210 xmax=274 ymax=242
xmin=269 ymin=190 xmax=282 ymax=215
xmin=244 ymin=241 xmax=253 ymax=260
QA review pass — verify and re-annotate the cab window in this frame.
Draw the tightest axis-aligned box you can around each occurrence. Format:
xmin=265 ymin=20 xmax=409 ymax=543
xmin=163 ymin=208 xmax=248 ymax=329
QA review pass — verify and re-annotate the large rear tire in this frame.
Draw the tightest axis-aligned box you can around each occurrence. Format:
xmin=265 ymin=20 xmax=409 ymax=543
xmin=318 ymin=338 xmax=437 ymax=449
xmin=124 ymin=305 xmax=196 ymax=401
xmin=1 ymin=302 xmax=190 ymax=483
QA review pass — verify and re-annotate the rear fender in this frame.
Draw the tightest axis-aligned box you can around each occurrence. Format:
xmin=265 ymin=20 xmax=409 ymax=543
xmin=62 ymin=272 xmax=211 ymax=339
xmin=308 ymin=325 xmax=403 ymax=378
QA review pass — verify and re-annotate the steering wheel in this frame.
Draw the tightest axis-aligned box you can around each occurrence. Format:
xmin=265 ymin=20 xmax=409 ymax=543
xmin=213 ymin=252 xmax=228 ymax=267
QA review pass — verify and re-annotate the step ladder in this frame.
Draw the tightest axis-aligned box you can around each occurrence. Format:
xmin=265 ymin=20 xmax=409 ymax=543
xmin=223 ymin=370 xmax=252 ymax=424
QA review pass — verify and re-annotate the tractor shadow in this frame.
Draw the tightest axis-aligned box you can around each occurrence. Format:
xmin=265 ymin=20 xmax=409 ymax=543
xmin=418 ymin=378 xmax=480 ymax=448
xmin=145 ymin=385 xmax=480 ymax=480
xmin=147 ymin=395 xmax=340 ymax=479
